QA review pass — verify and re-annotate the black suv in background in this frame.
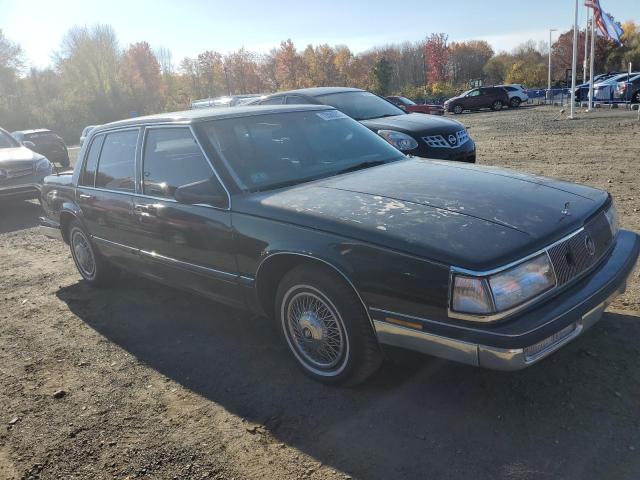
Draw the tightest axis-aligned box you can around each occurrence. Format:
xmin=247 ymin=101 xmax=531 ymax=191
xmin=12 ymin=129 xmax=70 ymax=167
xmin=250 ymin=87 xmax=476 ymax=163
xmin=444 ymin=87 xmax=509 ymax=114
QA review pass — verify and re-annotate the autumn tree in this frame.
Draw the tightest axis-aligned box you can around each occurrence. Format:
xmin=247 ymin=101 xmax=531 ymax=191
xmin=275 ymin=39 xmax=302 ymax=90
xmin=224 ymin=48 xmax=263 ymax=94
xmin=121 ymin=42 xmax=164 ymax=115
xmin=424 ymin=33 xmax=449 ymax=84
xmin=197 ymin=50 xmax=225 ymax=97
xmin=449 ymin=40 xmax=494 ymax=84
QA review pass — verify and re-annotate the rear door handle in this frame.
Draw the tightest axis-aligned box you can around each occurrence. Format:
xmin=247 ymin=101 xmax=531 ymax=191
xmin=133 ymin=203 xmax=157 ymax=215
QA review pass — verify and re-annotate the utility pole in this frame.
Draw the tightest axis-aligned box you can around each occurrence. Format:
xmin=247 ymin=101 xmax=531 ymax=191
xmin=548 ymin=28 xmax=557 ymax=103
xmin=569 ymin=0 xmax=579 ymax=119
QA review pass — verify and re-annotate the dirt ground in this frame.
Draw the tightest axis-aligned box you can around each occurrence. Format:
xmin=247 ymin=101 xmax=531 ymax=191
xmin=1 ymin=106 xmax=639 ymax=480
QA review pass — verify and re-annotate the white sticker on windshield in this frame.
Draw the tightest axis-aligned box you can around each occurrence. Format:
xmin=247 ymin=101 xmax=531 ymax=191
xmin=316 ymin=110 xmax=347 ymax=121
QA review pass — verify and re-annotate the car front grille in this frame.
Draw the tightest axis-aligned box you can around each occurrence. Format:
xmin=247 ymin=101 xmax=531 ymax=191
xmin=0 ymin=162 xmax=34 ymax=182
xmin=423 ymin=129 xmax=469 ymax=148
xmin=547 ymin=212 xmax=613 ymax=287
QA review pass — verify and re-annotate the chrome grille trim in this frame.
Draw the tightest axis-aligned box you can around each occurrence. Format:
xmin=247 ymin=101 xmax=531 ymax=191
xmin=423 ymin=129 xmax=469 ymax=148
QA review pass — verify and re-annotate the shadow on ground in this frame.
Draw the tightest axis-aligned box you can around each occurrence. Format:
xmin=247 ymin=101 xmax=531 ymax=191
xmin=0 ymin=200 xmax=41 ymax=234
xmin=57 ymin=276 xmax=640 ymax=480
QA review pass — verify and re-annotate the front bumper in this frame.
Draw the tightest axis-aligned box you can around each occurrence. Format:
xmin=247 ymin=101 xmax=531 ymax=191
xmin=0 ymin=183 xmax=42 ymax=201
xmin=39 ymin=217 xmax=63 ymax=241
xmin=374 ymin=230 xmax=639 ymax=370
xmin=413 ymin=138 xmax=476 ymax=163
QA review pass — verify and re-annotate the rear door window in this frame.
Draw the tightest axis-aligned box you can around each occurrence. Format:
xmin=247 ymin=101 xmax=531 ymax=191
xmin=260 ymin=96 xmax=284 ymax=105
xmin=285 ymin=95 xmax=311 ymax=105
xmin=80 ymin=134 xmax=104 ymax=187
xmin=142 ymin=128 xmax=215 ymax=199
xmin=95 ymin=130 xmax=138 ymax=191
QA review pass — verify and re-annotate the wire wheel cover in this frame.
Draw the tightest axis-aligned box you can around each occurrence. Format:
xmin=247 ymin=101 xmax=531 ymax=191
xmin=285 ymin=290 xmax=346 ymax=370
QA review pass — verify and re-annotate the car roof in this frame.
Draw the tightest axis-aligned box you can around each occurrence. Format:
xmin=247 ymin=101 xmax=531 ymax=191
xmin=264 ymin=87 xmax=364 ymax=98
xmin=92 ymin=104 xmax=335 ymax=133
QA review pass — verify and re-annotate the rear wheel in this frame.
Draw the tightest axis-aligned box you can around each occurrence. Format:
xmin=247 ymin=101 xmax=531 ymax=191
xmin=68 ymin=220 xmax=119 ymax=287
xmin=492 ymin=100 xmax=504 ymax=111
xmin=453 ymin=104 xmax=463 ymax=115
xmin=510 ymin=97 xmax=521 ymax=108
xmin=275 ymin=264 xmax=383 ymax=385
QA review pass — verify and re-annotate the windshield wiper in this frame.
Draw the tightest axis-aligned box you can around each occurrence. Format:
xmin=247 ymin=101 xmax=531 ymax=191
xmin=336 ymin=160 xmax=387 ymax=175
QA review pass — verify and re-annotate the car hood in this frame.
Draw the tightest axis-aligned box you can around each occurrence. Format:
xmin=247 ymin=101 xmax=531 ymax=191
xmin=0 ymin=146 xmax=43 ymax=164
xmin=235 ymin=159 xmax=608 ymax=270
xmin=359 ymin=113 xmax=464 ymax=135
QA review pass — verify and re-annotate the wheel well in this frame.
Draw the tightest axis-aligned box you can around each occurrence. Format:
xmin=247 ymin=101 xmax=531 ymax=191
xmin=255 ymin=254 xmax=366 ymax=321
xmin=59 ymin=211 xmax=76 ymax=243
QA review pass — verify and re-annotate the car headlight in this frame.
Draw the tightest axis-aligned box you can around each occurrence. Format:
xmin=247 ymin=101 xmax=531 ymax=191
xmin=377 ymin=130 xmax=418 ymax=151
xmin=604 ymin=202 xmax=619 ymax=238
xmin=35 ymin=157 xmax=53 ymax=174
xmin=451 ymin=253 xmax=557 ymax=319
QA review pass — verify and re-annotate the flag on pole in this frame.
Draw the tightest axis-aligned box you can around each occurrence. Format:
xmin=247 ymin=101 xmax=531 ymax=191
xmin=584 ymin=0 xmax=624 ymax=45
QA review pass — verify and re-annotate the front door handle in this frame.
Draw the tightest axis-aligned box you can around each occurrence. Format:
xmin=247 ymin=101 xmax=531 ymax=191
xmin=78 ymin=193 xmax=94 ymax=200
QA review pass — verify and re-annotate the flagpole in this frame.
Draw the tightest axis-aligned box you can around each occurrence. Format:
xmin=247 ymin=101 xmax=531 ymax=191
xmin=583 ymin=7 xmax=590 ymax=83
xmin=569 ymin=0 xmax=579 ymax=119
xmin=588 ymin=11 xmax=596 ymax=111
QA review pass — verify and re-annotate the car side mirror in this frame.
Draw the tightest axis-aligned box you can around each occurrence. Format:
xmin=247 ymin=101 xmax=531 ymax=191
xmin=23 ymin=141 xmax=36 ymax=149
xmin=174 ymin=176 xmax=228 ymax=209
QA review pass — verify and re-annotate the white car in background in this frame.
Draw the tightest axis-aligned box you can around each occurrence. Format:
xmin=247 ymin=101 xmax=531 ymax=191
xmin=498 ymin=84 xmax=528 ymax=107
xmin=593 ymin=73 xmax=639 ymax=101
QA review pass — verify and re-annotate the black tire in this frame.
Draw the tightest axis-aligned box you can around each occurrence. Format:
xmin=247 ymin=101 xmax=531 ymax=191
xmin=68 ymin=219 xmax=119 ymax=287
xmin=632 ymin=91 xmax=640 ymax=104
xmin=510 ymin=97 xmax=521 ymax=108
xmin=275 ymin=264 xmax=383 ymax=386
xmin=453 ymin=104 xmax=463 ymax=115
xmin=492 ymin=100 xmax=504 ymax=111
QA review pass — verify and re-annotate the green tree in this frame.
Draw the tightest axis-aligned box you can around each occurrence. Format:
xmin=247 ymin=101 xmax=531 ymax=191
xmin=369 ymin=57 xmax=393 ymax=95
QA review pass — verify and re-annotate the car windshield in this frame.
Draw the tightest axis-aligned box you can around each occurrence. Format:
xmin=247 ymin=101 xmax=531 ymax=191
xmin=198 ymin=110 xmax=405 ymax=192
xmin=0 ymin=130 xmax=19 ymax=148
xmin=315 ymin=91 xmax=405 ymax=121
xmin=398 ymin=96 xmax=416 ymax=106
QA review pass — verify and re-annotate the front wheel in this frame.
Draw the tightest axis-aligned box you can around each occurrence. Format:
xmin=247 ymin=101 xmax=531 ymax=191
xmin=492 ymin=100 xmax=504 ymax=111
xmin=275 ymin=265 xmax=383 ymax=385
xmin=510 ymin=97 xmax=521 ymax=108
xmin=453 ymin=104 xmax=463 ymax=114
xmin=632 ymin=91 xmax=640 ymax=104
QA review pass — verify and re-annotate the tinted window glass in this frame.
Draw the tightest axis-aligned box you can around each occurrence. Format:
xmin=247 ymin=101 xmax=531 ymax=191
xmin=260 ymin=97 xmax=284 ymax=105
xmin=505 ymin=86 xmax=516 ymax=92
xmin=316 ymin=91 xmax=404 ymax=121
xmin=80 ymin=135 xmax=104 ymax=187
xmin=95 ymin=130 xmax=138 ymax=191
xmin=142 ymin=128 xmax=214 ymax=198
xmin=285 ymin=95 xmax=311 ymax=105
xmin=199 ymin=110 xmax=404 ymax=192
xmin=467 ymin=90 xmax=480 ymax=97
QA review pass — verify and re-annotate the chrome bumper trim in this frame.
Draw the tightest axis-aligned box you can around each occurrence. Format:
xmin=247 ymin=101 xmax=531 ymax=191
xmin=375 ymin=282 xmax=626 ymax=371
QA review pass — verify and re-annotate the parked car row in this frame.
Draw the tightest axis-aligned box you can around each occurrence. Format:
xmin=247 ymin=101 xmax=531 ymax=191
xmin=575 ymin=72 xmax=640 ymax=103
xmin=37 ymin=104 xmax=639 ymax=385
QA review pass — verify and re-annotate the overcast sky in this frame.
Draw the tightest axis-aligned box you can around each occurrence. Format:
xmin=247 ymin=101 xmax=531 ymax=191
xmin=1 ymin=0 xmax=636 ymax=68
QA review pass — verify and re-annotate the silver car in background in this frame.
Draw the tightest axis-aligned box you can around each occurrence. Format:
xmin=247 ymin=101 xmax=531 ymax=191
xmin=0 ymin=127 xmax=53 ymax=201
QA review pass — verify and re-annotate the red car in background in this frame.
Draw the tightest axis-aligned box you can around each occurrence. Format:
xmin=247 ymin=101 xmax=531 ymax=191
xmin=386 ymin=96 xmax=444 ymax=115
